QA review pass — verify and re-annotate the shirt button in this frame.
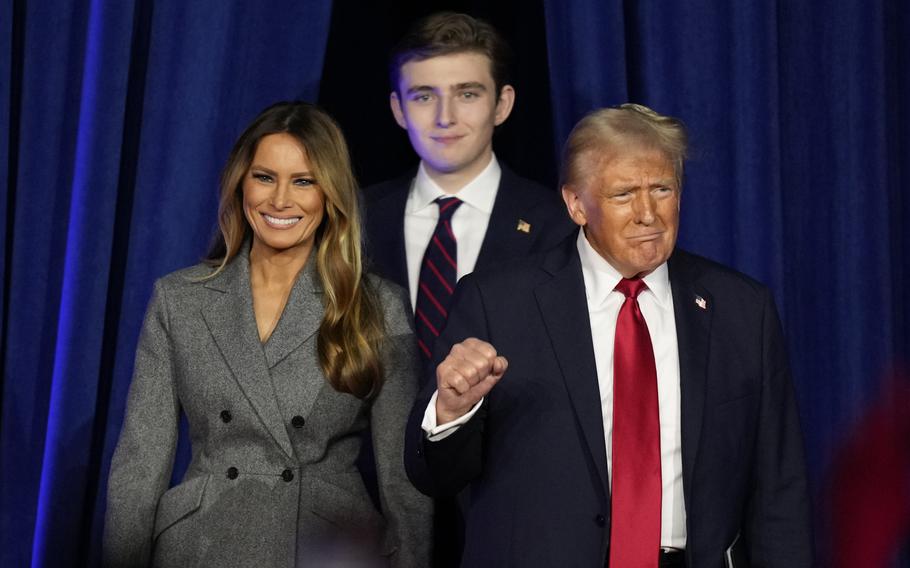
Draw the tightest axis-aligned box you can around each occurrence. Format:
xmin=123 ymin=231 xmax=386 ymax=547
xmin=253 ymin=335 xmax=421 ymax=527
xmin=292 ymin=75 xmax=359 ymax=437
xmin=226 ymin=466 xmax=238 ymax=480
xmin=291 ymin=415 xmax=305 ymax=429
xmin=281 ymin=469 xmax=295 ymax=482
xmin=220 ymin=410 xmax=232 ymax=423
xmin=594 ymin=514 xmax=606 ymax=527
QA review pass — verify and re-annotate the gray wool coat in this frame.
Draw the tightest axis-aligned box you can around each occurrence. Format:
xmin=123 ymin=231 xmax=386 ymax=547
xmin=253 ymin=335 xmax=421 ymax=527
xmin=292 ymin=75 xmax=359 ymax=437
xmin=103 ymin=247 xmax=432 ymax=567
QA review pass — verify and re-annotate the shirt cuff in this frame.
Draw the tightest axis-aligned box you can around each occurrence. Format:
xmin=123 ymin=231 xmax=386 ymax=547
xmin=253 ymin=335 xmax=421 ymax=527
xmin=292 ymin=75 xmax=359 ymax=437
xmin=421 ymin=391 xmax=484 ymax=441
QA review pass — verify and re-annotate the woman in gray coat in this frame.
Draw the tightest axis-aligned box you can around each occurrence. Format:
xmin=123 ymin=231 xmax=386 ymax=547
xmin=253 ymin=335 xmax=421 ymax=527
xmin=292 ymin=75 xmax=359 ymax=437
xmin=104 ymin=102 xmax=431 ymax=567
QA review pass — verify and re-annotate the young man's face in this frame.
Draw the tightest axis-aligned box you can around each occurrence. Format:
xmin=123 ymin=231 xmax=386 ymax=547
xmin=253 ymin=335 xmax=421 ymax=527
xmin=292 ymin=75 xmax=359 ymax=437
xmin=391 ymin=52 xmax=514 ymax=185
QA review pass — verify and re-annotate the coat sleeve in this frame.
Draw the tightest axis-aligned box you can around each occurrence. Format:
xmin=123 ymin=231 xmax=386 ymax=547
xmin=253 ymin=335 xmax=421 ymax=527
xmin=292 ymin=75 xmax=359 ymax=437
xmin=103 ymin=280 xmax=180 ymax=567
xmin=745 ymin=289 xmax=813 ymax=566
xmin=404 ymin=274 xmax=491 ymax=497
xmin=371 ymin=283 xmax=433 ymax=568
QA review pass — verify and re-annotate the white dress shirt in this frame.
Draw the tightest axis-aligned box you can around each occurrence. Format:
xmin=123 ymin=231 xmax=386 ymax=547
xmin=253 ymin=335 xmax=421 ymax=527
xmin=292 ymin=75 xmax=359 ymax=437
xmin=403 ymin=156 xmax=501 ymax=309
xmin=577 ymin=230 xmax=687 ymax=549
xmin=423 ymin=229 xmax=687 ymax=548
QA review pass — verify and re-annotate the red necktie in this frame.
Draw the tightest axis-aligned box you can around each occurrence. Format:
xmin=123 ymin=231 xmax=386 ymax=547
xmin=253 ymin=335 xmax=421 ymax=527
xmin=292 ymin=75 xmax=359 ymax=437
xmin=610 ymin=277 xmax=662 ymax=567
xmin=414 ymin=197 xmax=463 ymax=375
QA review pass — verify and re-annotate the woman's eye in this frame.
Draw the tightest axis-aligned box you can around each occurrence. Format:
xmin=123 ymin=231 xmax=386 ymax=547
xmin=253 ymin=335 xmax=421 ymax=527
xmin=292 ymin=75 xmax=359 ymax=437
xmin=294 ymin=178 xmax=315 ymax=187
xmin=253 ymin=173 xmax=273 ymax=183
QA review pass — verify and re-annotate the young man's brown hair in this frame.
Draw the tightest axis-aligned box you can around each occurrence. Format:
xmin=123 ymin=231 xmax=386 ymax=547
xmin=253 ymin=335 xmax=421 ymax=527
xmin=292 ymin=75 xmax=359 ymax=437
xmin=389 ymin=12 xmax=513 ymax=97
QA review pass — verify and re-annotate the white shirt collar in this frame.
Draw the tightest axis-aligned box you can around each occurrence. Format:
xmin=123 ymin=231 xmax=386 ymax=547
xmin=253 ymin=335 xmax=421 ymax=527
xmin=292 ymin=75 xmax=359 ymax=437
xmin=408 ymin=154 xmax=501 ymax=214
xmin=576 ymin=229 xmax=672 ymax=309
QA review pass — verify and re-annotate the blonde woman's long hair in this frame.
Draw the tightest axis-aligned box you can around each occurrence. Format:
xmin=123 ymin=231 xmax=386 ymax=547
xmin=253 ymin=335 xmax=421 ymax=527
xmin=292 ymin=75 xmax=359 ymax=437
xmin=207 ymin=101 xmax=384 ymax=399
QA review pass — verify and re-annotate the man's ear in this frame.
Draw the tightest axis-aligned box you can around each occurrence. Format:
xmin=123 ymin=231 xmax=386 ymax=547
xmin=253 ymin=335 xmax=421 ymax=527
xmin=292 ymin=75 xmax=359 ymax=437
xmin=390 ymin=91 xmax=408 ymax=129
xmin=493 ymin=85 xmax=516 ymax=126
xmin=561 ymin=185 xmax=586 ymax=226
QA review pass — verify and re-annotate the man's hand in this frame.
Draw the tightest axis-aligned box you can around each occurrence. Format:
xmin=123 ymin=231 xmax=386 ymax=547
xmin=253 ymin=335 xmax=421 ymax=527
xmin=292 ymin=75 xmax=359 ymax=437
xmin=436 ymin=338 xmax=508 ymax=424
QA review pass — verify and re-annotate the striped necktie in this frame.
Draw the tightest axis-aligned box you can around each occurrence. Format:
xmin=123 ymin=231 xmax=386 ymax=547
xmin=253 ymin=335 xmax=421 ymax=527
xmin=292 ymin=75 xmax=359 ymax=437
xmin=414 ymin=197 xmax=463 ymax=374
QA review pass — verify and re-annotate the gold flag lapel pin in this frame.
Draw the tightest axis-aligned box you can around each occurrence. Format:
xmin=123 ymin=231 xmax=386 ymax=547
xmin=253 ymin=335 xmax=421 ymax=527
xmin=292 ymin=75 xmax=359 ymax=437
xmin=516 ymin=219 xmax=531 ymax=233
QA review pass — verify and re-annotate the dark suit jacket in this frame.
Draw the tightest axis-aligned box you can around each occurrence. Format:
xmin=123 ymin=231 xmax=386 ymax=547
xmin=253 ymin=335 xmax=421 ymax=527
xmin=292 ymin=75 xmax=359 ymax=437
xmin=362 ymin=164 xmax=576 ymax=293
xmin=404 ymin=235 xmax=813 ymax=568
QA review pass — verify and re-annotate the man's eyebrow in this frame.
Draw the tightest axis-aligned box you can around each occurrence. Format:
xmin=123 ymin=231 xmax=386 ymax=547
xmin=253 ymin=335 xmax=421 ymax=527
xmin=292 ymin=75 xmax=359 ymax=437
xmin=405 ymin=85 xmax=435 ymax=95
xmin=454 ymin=82 xmax=487 ymax=91
xmin=609 ymin=178 xmax=676 ymax=191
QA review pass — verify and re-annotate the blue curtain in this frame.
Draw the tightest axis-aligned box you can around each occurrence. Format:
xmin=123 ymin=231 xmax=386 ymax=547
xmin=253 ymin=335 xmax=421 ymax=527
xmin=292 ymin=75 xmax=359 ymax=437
xmin=3 ymin=0 xmax=908 ymax=566
xmin=0 ymin=1 xmax=332 ymax=565
xmin=544 ymin=0 xmax=909 ymax=564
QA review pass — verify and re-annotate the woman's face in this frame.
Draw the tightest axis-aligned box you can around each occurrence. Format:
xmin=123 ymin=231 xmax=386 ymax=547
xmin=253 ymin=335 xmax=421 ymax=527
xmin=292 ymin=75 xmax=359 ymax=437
xmin=242 ymin=133 xmax=325 ymax=258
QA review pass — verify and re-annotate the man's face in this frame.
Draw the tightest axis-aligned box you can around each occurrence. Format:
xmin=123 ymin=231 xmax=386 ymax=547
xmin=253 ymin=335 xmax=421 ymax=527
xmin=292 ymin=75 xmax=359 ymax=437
xmin=390 ymin=52 xmax=515 ymax=183
xmin=562 ymin=147 xmax=680 ymax=278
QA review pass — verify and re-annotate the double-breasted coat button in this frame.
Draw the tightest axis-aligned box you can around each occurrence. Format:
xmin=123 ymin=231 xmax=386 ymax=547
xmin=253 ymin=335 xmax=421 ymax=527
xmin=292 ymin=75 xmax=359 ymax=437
xmin=281 ymin=469 xmax=295 ymax=482
xmin=291 ymin=415 xmax=305 ymax=429
xmin=415 ymin=447 xmax=423 ymax=458
xmin=226 ymin=467 xmax=238 ymax=479
xmin=594 ymin=514 xmax=606 ymax=527
xmin=220 ymin=410 xmax=232 ymax=423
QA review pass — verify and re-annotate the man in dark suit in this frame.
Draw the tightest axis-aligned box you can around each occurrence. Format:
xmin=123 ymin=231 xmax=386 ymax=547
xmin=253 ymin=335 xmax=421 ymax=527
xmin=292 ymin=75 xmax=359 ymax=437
xmin=405 ymin=104 xmax=813 ymax=567
xmin=363 ymin=12 xmax=574 ymax=363
xmin=363 ymin=14 xmax=574 ymax=566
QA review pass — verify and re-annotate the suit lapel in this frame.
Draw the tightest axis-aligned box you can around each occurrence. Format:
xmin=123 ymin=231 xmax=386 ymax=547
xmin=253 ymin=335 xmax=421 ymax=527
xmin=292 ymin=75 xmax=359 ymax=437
xmin=534 ymin=243 xmax=610 ymax=498
xmin=668 ymin=251 xmax=713 ymax=488
xmin=202 ymin=250 xmax=295 ymax=460
xmin=476 ymin=167 xmax=536 ymax=269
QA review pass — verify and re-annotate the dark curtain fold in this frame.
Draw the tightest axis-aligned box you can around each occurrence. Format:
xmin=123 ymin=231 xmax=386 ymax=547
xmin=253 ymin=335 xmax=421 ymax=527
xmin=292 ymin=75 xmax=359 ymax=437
xmin=545 ymin=1 xmax=909 ymax=564
xmin=0 ymin=1 xmax=332 ymax=566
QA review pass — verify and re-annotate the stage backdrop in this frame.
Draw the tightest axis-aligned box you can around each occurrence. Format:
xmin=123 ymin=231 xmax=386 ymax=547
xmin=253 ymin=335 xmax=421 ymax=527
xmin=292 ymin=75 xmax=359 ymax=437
xmin=1 ymin=0 xmax=908 ymax=566
xmin=0 ymin=0 xmax=333 ymax=565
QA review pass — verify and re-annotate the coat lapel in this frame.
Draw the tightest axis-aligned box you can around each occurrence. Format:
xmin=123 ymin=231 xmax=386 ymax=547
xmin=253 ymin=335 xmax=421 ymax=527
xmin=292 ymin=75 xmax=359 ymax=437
xmin=201 ymin=249 xmax=295 ymax=460
xmin=262 ymin=258 xmax=323 ymax=369
xmin=476 ymin=167 xmax=536 ymax=269
xmin=534 ymin=243 xmax=610 ymax=498
xmin=262 ymin=258 xmax=327 ymax=423
xmin=668 ymin=250 xmax=713 ymax=488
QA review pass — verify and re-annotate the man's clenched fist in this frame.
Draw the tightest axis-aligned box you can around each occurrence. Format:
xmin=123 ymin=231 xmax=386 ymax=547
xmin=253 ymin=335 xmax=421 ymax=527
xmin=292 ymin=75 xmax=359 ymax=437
xmin=435 ymin=338 xmax=508 ymax=424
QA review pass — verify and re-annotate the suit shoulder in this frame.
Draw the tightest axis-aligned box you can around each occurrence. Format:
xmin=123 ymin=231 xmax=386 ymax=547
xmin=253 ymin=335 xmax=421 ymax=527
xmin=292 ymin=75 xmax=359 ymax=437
xmin=500 ymin=169 xmax=561 ymax=205
xmin=367 ymin=273 xmax=409 ymax=306
xmin=154 ymin=262 xmax=217 ymax=291
xmin=671 ymin=249 xmax=771 ymax=301
xmin=361 ymin=171 xmax=414 ymax=206
xmin=498 ymin=166 xmax=574 ymax=235
xmin=461 ymin=248 xmax=553 ymax=293
xmin=366 ymin=273 xmax=413 ymax=335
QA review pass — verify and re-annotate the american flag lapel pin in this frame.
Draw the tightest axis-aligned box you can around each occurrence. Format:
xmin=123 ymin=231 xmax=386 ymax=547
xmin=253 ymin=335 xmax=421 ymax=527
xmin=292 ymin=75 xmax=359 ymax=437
xmin=695 ymin=295 xmax=707 ymax=310
xmin=516 ymin=219 xmax=531 ymax=233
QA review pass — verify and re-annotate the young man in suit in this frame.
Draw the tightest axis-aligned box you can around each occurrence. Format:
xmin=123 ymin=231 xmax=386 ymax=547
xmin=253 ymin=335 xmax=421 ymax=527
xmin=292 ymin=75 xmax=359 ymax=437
xmin=362 ymin=13 xmax=574 ymax=567
xmin=406 ymin=104 xmax=813 ymax=567
xmin=363 ymin=12 xmax=574 ymax=365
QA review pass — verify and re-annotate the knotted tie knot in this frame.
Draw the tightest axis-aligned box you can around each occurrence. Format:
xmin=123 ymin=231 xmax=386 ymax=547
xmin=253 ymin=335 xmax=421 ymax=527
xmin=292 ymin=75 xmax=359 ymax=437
xmin=435 ymin=196 xmax=463 ymax=221
xmin=615 ymin=277 xmax=647 ymax=300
